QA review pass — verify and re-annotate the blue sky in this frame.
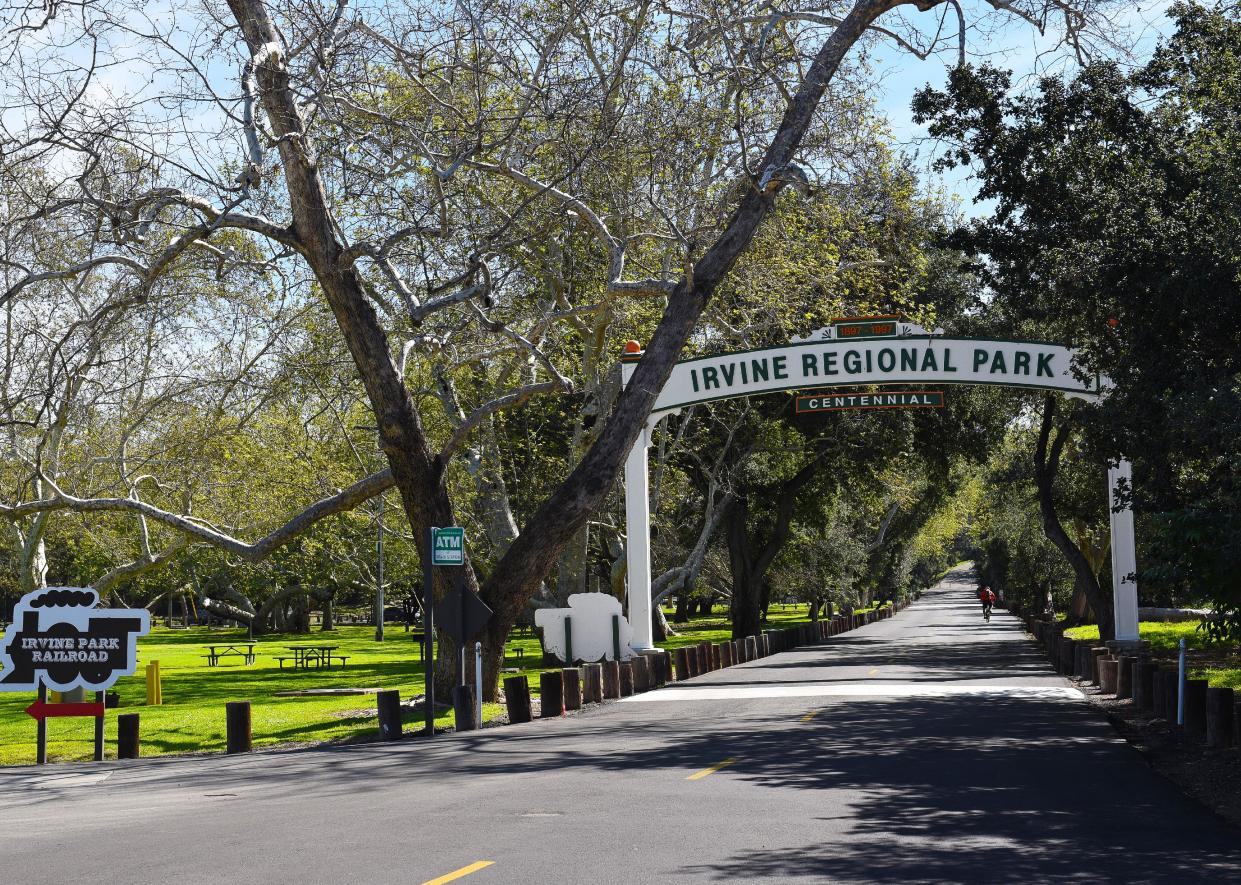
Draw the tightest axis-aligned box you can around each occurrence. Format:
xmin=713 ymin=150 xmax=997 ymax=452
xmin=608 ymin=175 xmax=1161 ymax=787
xmin=869 ymin=1 xmax=1178 ymax=217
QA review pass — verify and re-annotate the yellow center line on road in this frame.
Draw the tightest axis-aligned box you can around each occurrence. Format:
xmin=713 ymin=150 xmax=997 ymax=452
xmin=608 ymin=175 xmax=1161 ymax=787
xmin=800 ymin=708 xmax=821 ymax=722
xmin=420 ymin=861 xmax=495 ymax=885
xmin=868 ymin=668 xmax=879 ymax=675
xmin=686 ymin=757 xmax=737 ymax=780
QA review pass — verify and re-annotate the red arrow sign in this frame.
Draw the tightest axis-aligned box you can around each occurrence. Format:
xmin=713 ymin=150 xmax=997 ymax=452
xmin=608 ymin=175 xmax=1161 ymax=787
xmin=24 ymin=699 xmax=104 ymax=721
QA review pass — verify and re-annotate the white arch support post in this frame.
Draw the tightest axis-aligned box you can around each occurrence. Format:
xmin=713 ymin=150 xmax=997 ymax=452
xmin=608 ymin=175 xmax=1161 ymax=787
xmin=1108 ymin=459 xmax=1140 ymax=643
xmin=624 ymin=420 xmax=657 ymax=652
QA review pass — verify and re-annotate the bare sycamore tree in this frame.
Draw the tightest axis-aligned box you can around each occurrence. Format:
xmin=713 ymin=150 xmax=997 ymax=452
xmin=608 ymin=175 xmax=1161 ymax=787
xmin=0 ymin=0 xmax=1128 ymax=697
xmin=0 ymin=163 xmax=333 ymax=598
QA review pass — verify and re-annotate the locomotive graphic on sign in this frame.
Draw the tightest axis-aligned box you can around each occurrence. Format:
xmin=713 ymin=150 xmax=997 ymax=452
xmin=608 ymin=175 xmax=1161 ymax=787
xmin=0 ymin=587 xmax=150 ymax=693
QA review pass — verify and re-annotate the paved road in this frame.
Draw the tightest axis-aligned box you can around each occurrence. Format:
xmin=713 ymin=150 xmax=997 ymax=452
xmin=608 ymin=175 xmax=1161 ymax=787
xmin=3 ymin=568 xmax=1238 ymax=884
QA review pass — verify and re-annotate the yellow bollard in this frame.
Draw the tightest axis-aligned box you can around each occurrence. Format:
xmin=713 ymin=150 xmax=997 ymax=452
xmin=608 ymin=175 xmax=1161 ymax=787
xmin=145 ymin=660 xmax=162 ymax=706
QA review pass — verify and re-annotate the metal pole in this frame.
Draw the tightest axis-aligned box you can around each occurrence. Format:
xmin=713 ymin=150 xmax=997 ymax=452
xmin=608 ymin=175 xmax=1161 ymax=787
xmin=375 ymin=492 xmax=385 ymax=642
xmin=36 ymin=684 xmax=47 ymax=765
xmin=93 ymin=690 xmax=105 ymax=762
xmin=423 ymin=526 xmax=435 ymax=736
xmin=1177 ymin=637 xmax=1186 ymax=726
xmin=458 ymin=570 xmax=467 ymax=687
xmin=474 ymin=641 xmax=483 ymax=726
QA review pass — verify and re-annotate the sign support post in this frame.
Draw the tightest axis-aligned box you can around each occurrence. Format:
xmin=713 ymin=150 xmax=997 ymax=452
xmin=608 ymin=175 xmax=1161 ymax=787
xmin=93 ymin=690 xmax=105 ymax=762
xmin=623 ymin=424 xmax=656 ymax=653
xmin=35 ymin=684 xmax=47 ymax=765
xmin=422 ymin=526 xmax=436 ymax=736
xmin=456 ymin=570 xmax=467 ymax=687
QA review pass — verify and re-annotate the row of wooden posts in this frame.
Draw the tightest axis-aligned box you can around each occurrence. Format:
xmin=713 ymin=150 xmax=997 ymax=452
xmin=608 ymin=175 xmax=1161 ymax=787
xmin=102 ymin=603 xmax=911 ymax=758
xmin=503 ymin=603 xmax=905 ymax=724
xmin=1028 ymin=618 xmax=1240 ymax=750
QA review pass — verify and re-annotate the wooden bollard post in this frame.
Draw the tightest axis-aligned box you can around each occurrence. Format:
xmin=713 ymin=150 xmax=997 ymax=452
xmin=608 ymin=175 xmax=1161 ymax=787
xmin=1090 ymin=648 xmax=1109 ymax=685
xmin=733 ymin=638 xmax=744 ymax=663
xmin=721 ymin=641 xmax=734 ymax=668
xmin=760 ymin=634 xmax=771 ymax=657
xmin=674 ymin=647 xmax=691 ymax=680
xmin=1205 ymin=687 xmax=1234 ymax=748
xmin=1080 ymin=645 xmax=1096 ymax=680
xmin=504 ymin=674 xmax=532 ymax=724
xmin=619 ymin=660 xmax=635 ymax=697
xmin=583 ymin=663 xmax=603 ymax=703
xmin=1160 ymin=669 xmax=1178 ymax=721
xmin=745 ymin=635 xmax=758 ymax=661
xmin=225 ymin=701 xmax=252 ymax=754
xmin=1074 ymin=645 xmax=1090 ymax=680
xmin=602 ymin=660 xmax=621 ymax=698
xmin=540 ymin=670 xmax=565 ymax=717
xmin=1183 ymin=678 xmax=1209 ymax=736
xmin=117 ymin=713 xmax=140 ymax=760
xmin=696 ymin=642 xmax=709 ymax=674
xmin=563 ymin=668 xmax=583 ymax=710
xmin=1116 ymin=655 xmax=1137 ymax=699
xmin=1133 ymin=662 xmax=1157 ymax=712
xmin=378 ymin=689 xmax=405 ymax=739
xmin=1152 ymin=669 xmax=1167 ymax=718
xmin=631 ymin=656 xmax=651 ymax=694
xmin=655 ymin=652 xmax=670 ymax=686
xmin=452 ymin=685 xmax=477 ymax=732
xmin=1098 ymin=659 xmax=1119 ymax=695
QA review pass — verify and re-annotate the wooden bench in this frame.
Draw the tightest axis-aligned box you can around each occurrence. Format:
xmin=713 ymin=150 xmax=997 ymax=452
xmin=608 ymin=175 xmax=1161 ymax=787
xmin=327 ymin=656 xmax=349 ymax=668
xmin=274 ymin=656 xmax=296 ymax=669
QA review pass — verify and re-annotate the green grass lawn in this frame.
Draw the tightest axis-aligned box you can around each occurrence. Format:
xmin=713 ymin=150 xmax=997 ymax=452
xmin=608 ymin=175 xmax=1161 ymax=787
xmin=1 ymin=600 xmax=883 ymax=766
xmin=1064 ymin=620 xmax=1240 ymax=689
xmin=0 ymin=625 xmax=507 ymax=766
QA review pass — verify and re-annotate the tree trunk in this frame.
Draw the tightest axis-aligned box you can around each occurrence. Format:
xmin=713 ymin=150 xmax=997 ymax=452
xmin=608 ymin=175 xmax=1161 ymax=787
xmin=652 ymin=603 xmax=673 ymax=642
xmin=1034 ymin=394 xmax=1115 ymax=641
xmin=230 ymin=0 xmax=483 ymax=686
xmin=231 ymin=0 xmax=900 ymax=701
xmin=726 ymin=497 xmax=759 ymax=638
xmin=725 ymin=457 xmax=823 ymax=638
xmin=251 ymin=586 xmax=305 ymax=635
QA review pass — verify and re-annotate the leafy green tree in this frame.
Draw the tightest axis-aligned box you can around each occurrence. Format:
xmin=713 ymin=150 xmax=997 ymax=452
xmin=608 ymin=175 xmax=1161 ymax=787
xmin=914 ymin=2 xmax=1241 ymax=637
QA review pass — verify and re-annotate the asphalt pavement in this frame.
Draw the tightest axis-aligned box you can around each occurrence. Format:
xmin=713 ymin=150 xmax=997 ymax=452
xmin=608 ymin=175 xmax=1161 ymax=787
xmin=2 ymin=567 xmax=1238 ymax=884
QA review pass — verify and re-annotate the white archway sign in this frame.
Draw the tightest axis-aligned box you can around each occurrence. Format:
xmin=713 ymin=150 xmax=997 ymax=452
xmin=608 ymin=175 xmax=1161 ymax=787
xmin=619 ymin=320 xmax=1139 ymax=652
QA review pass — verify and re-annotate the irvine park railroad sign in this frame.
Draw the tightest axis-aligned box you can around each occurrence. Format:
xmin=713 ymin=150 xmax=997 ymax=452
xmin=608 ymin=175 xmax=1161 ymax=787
xmin=1 ymin=586 xmax=151 ymax=763
xmin=1 ymin=587 xmax=150 ymax=694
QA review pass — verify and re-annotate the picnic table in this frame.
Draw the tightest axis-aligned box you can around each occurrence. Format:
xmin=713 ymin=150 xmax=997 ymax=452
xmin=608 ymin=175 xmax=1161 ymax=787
xmin=203 ymin=644 xmax=257 ymax=666
xmin=276 ymin=645 xmax=349 ymax=670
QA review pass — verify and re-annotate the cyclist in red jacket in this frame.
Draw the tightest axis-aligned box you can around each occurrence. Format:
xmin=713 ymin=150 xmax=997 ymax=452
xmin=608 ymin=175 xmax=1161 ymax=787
xmin=980 ymin=586 xmax=996 ymax=621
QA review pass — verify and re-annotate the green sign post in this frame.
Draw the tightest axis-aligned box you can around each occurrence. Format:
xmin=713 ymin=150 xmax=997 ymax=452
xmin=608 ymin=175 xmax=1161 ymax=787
xmin=431 ymin=527 xmax=465 ymax=566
